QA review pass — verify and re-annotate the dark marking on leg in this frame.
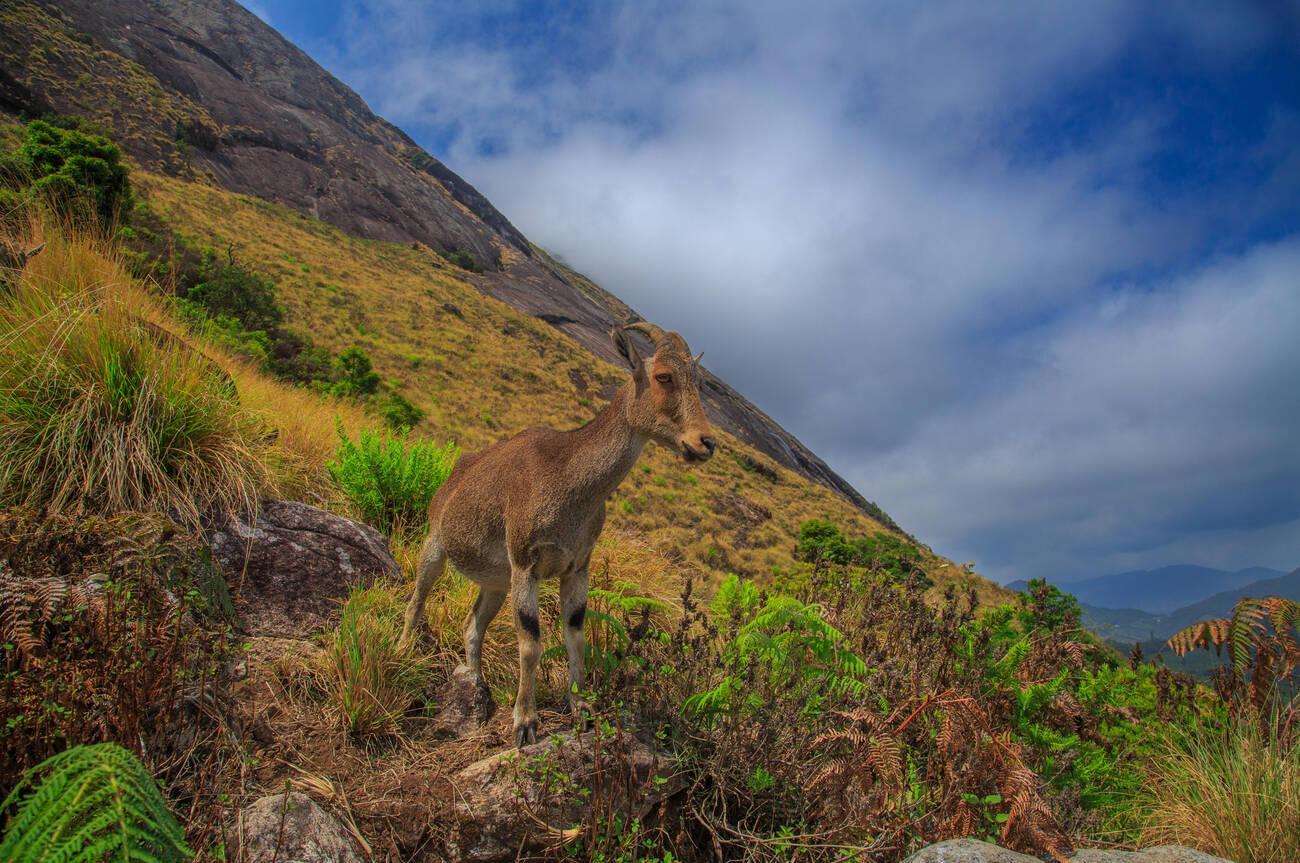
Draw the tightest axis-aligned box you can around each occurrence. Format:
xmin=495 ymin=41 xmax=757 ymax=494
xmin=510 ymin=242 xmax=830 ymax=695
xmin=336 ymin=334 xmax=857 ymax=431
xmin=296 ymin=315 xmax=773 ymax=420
xmin=471 ymin=591 xmax=482 ymax=615
xmin=517 ymin=609 xmax=540 ymax=639
xmin=567 ymin=601 xmax=586 ymax=630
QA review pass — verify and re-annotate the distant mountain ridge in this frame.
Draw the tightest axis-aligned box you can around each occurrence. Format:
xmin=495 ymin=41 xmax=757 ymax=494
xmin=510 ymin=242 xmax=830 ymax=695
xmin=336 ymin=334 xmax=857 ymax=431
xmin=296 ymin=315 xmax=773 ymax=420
xmin=1009 ymin=566 xmax=1300 ymax=646
xmin=1007 ymin=564 xmax=1285 ymax=614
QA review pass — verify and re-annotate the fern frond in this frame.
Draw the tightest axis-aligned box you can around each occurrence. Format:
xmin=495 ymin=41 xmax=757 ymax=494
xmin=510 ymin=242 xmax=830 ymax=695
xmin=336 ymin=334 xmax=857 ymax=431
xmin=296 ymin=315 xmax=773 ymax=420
xmin=0 ymin=743 xmax=191 ymax=863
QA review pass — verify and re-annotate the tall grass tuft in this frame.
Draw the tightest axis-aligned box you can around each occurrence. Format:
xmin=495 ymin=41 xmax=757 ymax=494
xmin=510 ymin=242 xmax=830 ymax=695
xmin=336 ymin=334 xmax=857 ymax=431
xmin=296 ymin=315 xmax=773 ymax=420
xmin=327 ymin=425 xmax=459 ymax=538
xmin=1138 ymin=716 xmax=1300 ymax=863
xmin=326 ymin=583 xmax=431 ymax=737
xmin=0 ymin=222 xmax=271 ymax=526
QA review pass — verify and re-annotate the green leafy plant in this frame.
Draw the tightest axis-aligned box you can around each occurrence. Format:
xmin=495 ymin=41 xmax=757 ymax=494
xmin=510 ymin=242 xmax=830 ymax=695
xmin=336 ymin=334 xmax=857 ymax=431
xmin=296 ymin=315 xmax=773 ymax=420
xmin=0 ymin=743 xmax=191 ymax=863
xmin=327 ymin=424 xmax=459 ymax=537
xmin=686 ymin=575 xmax=867 ymax=721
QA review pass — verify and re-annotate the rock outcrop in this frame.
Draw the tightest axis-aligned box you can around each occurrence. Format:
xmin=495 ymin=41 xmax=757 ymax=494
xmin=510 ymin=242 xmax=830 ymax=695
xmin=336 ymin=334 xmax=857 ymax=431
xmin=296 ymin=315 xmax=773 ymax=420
xmin=207 ymin=499 xmax=399 ymax=637
xmin=230 ymin=792 xmax=363 ymax=863
xmin=445 ymin=730 xmax=679 ymax=862
xmin=904 ymin=839 xmax=1234 ymax=863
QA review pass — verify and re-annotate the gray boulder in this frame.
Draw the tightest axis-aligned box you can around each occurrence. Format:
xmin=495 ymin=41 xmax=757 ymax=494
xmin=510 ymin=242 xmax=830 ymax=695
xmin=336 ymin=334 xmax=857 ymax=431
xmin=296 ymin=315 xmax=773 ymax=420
xmin=208 ymin=499 xmax=400 ymax=637
xmin=445 ymin=730 xmax=679 ymax=862
xmin=905 ymin=839 xmax=1234 ymax=863
xmin=230 ymin=792 xmax=362 ymax=863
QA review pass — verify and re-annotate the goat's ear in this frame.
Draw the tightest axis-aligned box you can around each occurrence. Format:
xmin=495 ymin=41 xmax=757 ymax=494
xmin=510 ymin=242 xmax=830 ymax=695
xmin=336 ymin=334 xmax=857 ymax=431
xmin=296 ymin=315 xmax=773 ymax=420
xmin=24 ymin=243 xmax=44 ymax=260
xmin=611 ymin=326 xmax=648 ymax=390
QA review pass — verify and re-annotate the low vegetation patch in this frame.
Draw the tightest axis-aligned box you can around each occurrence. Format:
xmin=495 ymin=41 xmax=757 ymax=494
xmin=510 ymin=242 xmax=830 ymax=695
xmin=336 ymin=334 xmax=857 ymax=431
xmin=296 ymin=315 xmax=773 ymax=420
xmin=0 ymin=226 xmax=271 ymax=526
xmin=326 ymin=583 xmax=431 ymax=737
xmin=1137 ymin=716 xmax=1299 ymax=863
xmin=0 ymin=510 xmax=234 ymax=793
xmin=328 ymin=425 xmax=459 ymax=538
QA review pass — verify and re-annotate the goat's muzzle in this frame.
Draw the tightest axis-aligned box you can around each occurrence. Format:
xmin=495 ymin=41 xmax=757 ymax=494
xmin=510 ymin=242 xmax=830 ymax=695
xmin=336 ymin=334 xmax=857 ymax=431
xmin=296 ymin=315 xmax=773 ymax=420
xmin=681 ymin=435 xmax=717 ymax=463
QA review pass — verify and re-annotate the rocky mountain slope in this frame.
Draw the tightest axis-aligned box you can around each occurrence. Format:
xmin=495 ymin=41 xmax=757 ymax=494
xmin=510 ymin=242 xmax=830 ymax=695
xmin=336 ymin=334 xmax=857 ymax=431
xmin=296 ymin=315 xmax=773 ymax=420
xmin=0 ymin=0 xmax=893 ymax=525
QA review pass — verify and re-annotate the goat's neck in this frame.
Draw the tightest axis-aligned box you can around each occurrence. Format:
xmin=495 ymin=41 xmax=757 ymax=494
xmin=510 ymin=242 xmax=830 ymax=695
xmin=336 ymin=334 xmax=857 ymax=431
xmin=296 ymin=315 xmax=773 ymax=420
xmin=566 ymin=384 xmax=647 ymax=503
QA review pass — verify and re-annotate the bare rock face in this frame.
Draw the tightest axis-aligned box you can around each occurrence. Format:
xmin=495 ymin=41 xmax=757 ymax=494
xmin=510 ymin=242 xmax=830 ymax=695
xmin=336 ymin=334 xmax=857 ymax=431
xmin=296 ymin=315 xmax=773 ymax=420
xmin=904 ymin=839 xmax=1234 ymax=863
xmin=207 ymin=500 xmax=399 ymax=637
xmin=432 ymin=664 xmax=498 ymax=738
xmin=446 ymin=730 xmax=679 ymax=863
xmin=230 ymin=792 xmax=362 ymax=863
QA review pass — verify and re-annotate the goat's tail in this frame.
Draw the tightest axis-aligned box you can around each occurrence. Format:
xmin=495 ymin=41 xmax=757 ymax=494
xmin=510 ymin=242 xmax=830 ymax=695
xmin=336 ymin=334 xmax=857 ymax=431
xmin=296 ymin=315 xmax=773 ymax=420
xmin=400 ymin=532 xmax=447 ymax=647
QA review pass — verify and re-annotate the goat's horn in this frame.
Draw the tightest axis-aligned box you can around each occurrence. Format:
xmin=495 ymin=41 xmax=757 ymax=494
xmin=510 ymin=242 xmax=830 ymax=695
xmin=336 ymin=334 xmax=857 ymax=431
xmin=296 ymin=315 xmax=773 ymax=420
xmin=693 ymin=351 xmax=704 ymax=364
xmin=622 ymin=321 xmax=668 ymax=347
xmin=24 ymin=243 xmax=44 ymax=260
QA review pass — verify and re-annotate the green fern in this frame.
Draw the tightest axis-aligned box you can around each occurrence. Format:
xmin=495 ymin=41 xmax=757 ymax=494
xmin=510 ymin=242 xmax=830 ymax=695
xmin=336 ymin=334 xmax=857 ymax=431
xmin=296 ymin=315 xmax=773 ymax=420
xmin=0 ymin=743 xmax=192 ymax=863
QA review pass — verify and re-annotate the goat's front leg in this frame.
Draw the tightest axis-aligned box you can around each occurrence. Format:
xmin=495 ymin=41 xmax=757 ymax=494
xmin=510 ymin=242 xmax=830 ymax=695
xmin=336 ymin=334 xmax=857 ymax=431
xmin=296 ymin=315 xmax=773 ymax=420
xmin=559 ymin=566 xmax=589 ymax=718
xmin=510 ymin=565 xmax=541 ymax=747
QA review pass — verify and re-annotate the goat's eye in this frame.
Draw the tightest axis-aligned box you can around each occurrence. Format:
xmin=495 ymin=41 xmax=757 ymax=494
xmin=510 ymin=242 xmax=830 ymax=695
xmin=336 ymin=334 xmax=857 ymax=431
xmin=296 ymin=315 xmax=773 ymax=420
xmin=655 ymin=373 xmax=673 ymax=385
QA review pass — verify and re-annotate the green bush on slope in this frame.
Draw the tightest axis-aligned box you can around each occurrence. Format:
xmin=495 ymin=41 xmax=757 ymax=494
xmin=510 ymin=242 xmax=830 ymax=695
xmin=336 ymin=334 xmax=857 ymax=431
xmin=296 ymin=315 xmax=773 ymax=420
xmin=327 ymin=424 xmax=459 ymax=537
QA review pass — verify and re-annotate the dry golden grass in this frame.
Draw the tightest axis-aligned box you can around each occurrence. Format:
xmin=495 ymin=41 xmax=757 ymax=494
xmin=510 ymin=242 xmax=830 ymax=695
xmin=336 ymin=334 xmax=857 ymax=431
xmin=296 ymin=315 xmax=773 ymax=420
xmin=0 ymin=216 xmax=268 ymax=525
xmin=1137 ymin=718 xmax=1300 ymax=863
xmin=138 ymin=171 xmax=1010 ymax=602
xmin=0 ymin=208 xmax=377 ymax=522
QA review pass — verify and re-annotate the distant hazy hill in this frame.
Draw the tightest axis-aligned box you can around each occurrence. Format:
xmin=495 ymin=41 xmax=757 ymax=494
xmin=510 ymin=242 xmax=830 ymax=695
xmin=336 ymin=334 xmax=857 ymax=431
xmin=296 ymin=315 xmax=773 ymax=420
xmin=1007 ymin=564 xmax=1284 ymax=614
xmin=1011 ymin=567 xmax=1300 ymax=650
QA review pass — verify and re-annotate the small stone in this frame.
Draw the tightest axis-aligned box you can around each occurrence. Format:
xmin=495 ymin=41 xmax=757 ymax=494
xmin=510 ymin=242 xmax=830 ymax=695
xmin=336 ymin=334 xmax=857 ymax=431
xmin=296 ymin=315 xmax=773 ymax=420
xmin=432 ymin=665 xmax=497 ymax=738
xmin=229 ymin=792 xmax=362 ymax=863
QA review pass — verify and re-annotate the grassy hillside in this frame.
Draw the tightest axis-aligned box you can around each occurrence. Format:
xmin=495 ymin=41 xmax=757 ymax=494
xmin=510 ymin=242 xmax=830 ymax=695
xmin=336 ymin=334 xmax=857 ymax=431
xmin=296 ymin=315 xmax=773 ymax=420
xmin=135 ymin=169 xmax=1007 ymax=603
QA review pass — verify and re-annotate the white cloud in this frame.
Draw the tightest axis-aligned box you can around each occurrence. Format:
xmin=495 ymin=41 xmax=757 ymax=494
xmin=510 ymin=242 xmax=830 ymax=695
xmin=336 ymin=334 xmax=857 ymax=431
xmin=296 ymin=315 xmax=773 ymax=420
xmin=313 ymin=0 xmax=1300 ymax=581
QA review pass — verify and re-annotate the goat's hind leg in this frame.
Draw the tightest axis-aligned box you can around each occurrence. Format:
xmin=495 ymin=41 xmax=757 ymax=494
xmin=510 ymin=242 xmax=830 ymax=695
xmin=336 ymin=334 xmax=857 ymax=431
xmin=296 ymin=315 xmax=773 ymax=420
xmin=463 ymin=586 xmax=505 ymax=679
xmin=400 ymin=532 xmax=447 ymax=648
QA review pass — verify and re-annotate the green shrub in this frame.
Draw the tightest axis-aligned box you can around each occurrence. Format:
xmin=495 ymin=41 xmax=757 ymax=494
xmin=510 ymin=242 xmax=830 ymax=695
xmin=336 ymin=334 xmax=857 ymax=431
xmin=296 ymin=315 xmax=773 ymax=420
xmin=331 ymin=346 xmax=380 ymax=397
xmin=686 ymin=574 xmax=867 ymax=721
xmin=379 ymin=391 xmax=425 ymax=431
xmin=439 ymin=246 xmax=481 ymax=272
xmin=19 ymin=119 xmax=132 ymax=224
xmin=184 ymin=247 xmax=283 ymax=334
xmin=796 ymin=519 xmax=927 ymax=585
xmin=327 ymin=424 xmax=459 ymax=537
xmin=0 ymin=743 xmax=191 ymax=863
xmin=327 ymin=583 xmax=431 ymax=736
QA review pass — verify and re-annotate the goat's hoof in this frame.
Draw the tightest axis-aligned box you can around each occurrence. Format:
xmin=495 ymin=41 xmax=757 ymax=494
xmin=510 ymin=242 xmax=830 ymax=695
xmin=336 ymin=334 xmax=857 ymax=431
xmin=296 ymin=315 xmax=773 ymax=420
xmin=514 ymin=720 xmax=538 ymax=749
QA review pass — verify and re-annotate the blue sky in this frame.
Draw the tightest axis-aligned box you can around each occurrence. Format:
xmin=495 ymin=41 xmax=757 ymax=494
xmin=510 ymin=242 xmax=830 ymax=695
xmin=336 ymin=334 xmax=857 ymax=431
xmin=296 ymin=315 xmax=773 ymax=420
xmin=248 ymin=1 xmax=1300 ymax=584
